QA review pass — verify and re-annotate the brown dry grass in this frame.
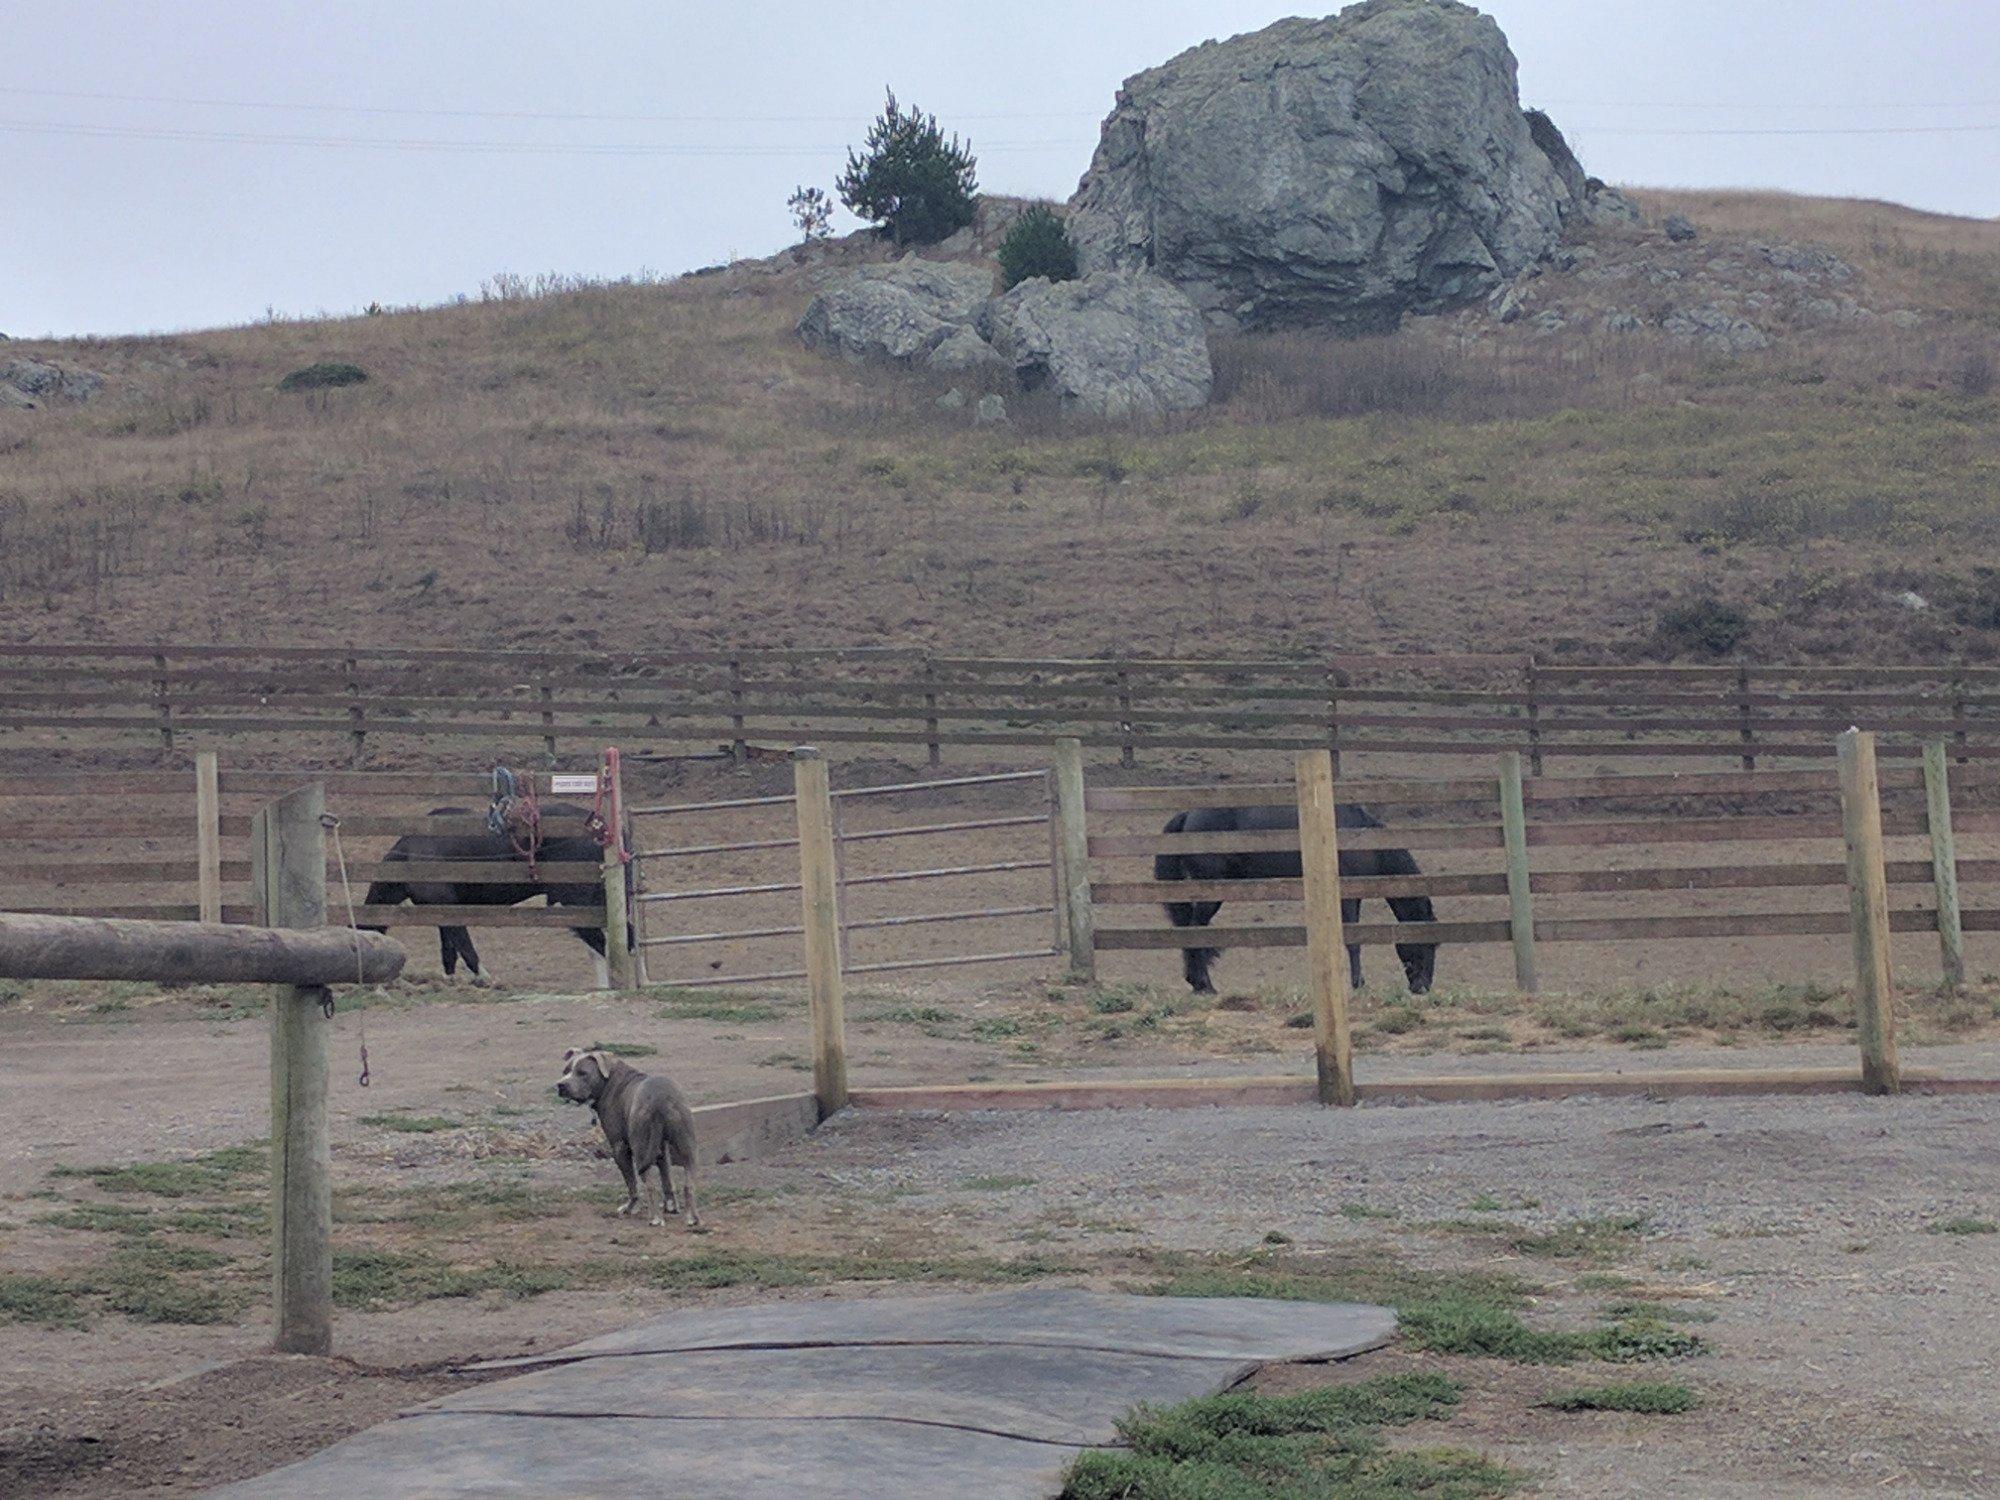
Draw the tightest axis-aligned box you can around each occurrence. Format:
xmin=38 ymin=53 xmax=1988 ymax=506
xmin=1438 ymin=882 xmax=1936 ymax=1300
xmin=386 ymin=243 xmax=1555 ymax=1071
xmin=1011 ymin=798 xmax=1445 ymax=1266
xmin=0 ymin=190 xmax=1995 ymax=666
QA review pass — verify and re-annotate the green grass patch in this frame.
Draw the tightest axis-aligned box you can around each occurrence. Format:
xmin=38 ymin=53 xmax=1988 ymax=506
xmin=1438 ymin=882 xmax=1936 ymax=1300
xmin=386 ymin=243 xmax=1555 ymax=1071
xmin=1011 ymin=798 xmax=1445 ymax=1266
xmin=0 ymin=1273 xmax=90 ymax=1329
xmin=1927 ymin=1217 xmax=1998 ymax=1235
xmin=1062 ymin=1372 xmax=1522 ymax=1499
xmin=50 ymin=1143 xmax=264 ymax=1198
xmin=960 ymin=1175 xmax=1037 ymax=1192
xmin=650 ymin=988 xmax=787 ymax=1023
xmin=0 ymin=1241 xmax=249 ymax=1328
xmin=1508 ymin=1215 xmax=1649 ymax=1262
xmin=585 ymin=1039 xmax=658 ymax=1057
xmin=1542 ymin=1381 xmax=1700 ymax=1415
xmin=858 ymin=1003 xmax=953 ymax=1025
xmin=360 ymin=1113 xmax=460 ymax=1134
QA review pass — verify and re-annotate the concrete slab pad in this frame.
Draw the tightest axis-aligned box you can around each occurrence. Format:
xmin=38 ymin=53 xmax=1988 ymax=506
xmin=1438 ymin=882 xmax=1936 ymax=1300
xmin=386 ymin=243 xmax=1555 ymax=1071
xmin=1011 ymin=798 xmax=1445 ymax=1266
xmin=211 ymin=1412 xmax=1079 ymax=1500
xmin=208 ymin=1291 xmax=1397 ymax=1499
xmin=471 ymin=1286 xmax=1396 ymax=1369
xmin=429 ymin=1343 xmax=1252 ymax=1445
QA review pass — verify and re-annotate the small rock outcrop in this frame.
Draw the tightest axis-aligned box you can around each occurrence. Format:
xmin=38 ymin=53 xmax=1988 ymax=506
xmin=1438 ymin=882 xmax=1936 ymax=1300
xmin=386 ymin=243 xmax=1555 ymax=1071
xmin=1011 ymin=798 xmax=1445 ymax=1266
xmin=2 ymin=357 xmax=104 ymax=409
xmin=979 ymin=271 xmax=1211 ymax=417
xmin=1065 ymin=0 xmax=1577 ymax=332
xmin=796 ymin=261 xmax=995 ymax=365
xmin=798 ymin=260 xmax=1212 ymax=418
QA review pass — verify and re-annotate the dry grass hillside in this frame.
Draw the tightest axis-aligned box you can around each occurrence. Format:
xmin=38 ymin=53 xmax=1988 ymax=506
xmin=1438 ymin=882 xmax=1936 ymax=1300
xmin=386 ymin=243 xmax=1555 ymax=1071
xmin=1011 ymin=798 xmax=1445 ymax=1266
xmin=1 ymin=189 xmax=1996 ymax=665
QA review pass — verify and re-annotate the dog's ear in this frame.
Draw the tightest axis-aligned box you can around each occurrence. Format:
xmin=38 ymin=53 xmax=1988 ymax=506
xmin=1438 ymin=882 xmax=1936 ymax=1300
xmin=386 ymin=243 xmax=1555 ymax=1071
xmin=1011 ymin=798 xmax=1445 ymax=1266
xmin=587 ymin=1050 xmax=617 ymax=1077
xmin=562 ymin=1047 xmax=581 ymax=1067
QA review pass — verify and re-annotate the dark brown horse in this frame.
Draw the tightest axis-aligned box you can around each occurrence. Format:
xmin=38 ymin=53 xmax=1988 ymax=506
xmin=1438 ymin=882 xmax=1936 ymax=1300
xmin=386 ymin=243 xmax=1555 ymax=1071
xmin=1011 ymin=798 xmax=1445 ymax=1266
xmin=1153 ymin=803 xmax=1436 ymax=995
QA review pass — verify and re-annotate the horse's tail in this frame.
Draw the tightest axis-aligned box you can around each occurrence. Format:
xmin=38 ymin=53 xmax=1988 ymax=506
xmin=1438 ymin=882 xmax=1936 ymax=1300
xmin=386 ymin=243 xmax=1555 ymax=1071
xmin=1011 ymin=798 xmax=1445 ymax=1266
xmin=1155 ymin=812 xmax=1195 ymax=928
xmin=359 ymin=881 xmax=408 ymax=934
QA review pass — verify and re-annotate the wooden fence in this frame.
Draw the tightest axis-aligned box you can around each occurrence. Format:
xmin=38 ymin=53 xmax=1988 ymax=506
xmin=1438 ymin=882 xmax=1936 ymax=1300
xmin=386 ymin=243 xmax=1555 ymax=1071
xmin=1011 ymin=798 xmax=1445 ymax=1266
xmin=9 ymin=641 xmax=2000 ymax=769
xmin=1056 ymin=733 xmax=1989 ymax=1102
xmin=0 ymin=758 xmax=619 ymax=983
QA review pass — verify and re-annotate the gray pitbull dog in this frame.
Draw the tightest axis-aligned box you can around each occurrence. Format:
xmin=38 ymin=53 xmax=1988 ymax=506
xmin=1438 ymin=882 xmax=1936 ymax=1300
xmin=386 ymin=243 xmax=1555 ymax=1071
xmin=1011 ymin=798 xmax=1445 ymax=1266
xmin=555 ymin=1048 xmax=702 ymax=1230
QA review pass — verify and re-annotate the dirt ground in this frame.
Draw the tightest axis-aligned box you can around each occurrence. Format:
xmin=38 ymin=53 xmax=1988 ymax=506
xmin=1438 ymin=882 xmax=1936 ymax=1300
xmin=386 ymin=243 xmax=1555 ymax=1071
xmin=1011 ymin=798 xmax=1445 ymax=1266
xmin=3 ymin=962 xmax=1999 ymax=1497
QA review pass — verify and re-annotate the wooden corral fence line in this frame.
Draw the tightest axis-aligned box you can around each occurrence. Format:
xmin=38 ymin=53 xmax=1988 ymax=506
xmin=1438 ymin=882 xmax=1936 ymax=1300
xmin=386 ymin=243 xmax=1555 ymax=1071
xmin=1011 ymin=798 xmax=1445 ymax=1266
xmin=11 ymin=641 xmax=2000 ymax=768
xmin=0 ymin=754 xmax=626 ymax=986
xmin=2 ymin=782 xmax=408 ymax=1358
xmin=1059 ymin=732 xmax=1994 ymax=1102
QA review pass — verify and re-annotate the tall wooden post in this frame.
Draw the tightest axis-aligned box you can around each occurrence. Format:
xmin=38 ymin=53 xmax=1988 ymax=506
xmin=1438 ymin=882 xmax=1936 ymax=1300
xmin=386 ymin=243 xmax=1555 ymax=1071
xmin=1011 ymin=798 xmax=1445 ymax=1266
xmin=343 ymin=650 xmax=366 ymax=766
xmin=1498 ymin=751 xmax=1538 ymax=993
xmin=1736 ymin=665 xmax=1757 ymax=772
xmin=153 ymin=651 xmax=174 ymax=759
xmin=729 ymin=658 xmax=748 ymax=764
xmin=1116 ymin=671 xmax=1136 ymax=770
xmin=793 ymin=749 xmax=848 ymax=1117
xmin=1923 ymin=738 xmax=1966 ymax=991
xmin=1053 ymin=738 xmax=1096 ymax=982
xmin=600 ymin=748 xmax=635 ymax=990
xmin=252 ymin=783 xmax=333 ymax=1356
xmin=1836 ymin=730 xmax=1901 ymax=1096
xmin=921 ymin=656 xmax=942 ymax=767
xmin=1297 ymin=749 xmax=1354 ymax=1107
xmin=1046 ymin=769 xmax=1071 ymax=958
xmin=194 ymin=751 xmax=223 ymax=924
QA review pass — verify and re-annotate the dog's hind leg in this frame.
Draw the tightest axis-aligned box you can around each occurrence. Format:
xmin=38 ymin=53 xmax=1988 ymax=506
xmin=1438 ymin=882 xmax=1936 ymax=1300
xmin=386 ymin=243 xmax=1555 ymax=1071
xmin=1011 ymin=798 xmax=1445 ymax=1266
xmin=612 ymin=1144 xmax=640 ymax=1216
xmin=675 ymin=1153 xmax=701 ymax=1232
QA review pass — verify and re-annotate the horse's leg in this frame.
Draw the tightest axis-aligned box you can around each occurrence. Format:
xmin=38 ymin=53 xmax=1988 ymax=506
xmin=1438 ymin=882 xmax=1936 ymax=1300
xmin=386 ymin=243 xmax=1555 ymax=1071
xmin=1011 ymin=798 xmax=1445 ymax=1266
xmin=1171 ymin=900 xmax=1223 ymax=993
xmin=452 ymin=927 xmax=482 ymax=978
xmin=438 ymin=927 xmax=458 ymax=976
xmin=1376 ymin=845 xmax=1438 ymax=994
xmin=1342 ymin=897 xmax=1363 ymax=990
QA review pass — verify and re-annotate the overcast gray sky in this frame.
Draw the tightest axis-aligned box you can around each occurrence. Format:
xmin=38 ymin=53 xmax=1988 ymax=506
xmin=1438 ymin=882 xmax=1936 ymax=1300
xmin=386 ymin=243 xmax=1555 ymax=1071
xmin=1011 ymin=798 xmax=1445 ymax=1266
xmin=5 ymin=1 xmax=1996 ymax=337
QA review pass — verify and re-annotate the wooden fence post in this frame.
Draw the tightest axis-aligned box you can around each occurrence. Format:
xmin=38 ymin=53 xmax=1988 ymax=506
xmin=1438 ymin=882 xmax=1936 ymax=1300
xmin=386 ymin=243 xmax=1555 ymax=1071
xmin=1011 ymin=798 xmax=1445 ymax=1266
xmin=1296 ymin=749 xmax=1354 ymax=1107
xmin=1836 ymin=729 xmax=1901 ymax=1096
xmin=922 ymin=656 xmax=941 ymax=767
xmin=600 ymin=749 xmax=636 ymax=990
xmin=1522 ymin=659 xmax=1543 ymax=778
xmin=538 ymin=684 xmax=558 ymax=763
xmin=1923 ymin=738 xmax=1966 ymax=991
xmin=1498 ymin=751 xmax=1538 ymax=994
xmin=1116 ymin=670 xmax=1136 ymax=770
xmin=344 ymin=651 xmax=366 ymax=766
xmin=729 ymin=658 xmax=748 ymax=764
xmin=251 ymin=782 xmax=333 ymax=1356
xmin=153 ymin=650 xmax=174 ymax=759
xmin=793 ymin=749 xmax=848 ymax=1117
xmin=1324 ymin=666 xmax=1342 ymax=780
xmin=1737 ymin=665 xmax=1757 ymax=772
xmin=1053 ymin=738 xmax=1096 ymax=982
xmin=195 ymin=751 xmax=222 ymax=924
xmin=1046 ymin=768 xmax=1072 ymax=959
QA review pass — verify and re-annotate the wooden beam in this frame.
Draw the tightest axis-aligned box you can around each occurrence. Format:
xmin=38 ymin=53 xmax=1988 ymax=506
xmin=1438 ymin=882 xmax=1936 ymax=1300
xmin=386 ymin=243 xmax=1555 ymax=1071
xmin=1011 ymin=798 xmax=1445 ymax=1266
xmin=1053 ymin=738 xmax=1096 ymax=981
xmin=0 ymin=911 xmax=404 ymax=984
xmin=600 ymin=748 xmax=635 ymax=990
xmin=1498 ymin=751 xmax=1537 ymax=994
xmin=792 ymin=750 xmax=848 ymax=1117
xmin=1924 ymin=738 xmax=1966 ymax=990
xmin=252 ymin=783 xmax=334 ymax=1358
xmin=1296 ymin=749 xmax=1353 ymax=1107
xmin=1837 ymin=730 xmax=1900 ymax=1096
xmin=194 ymin=751 xmax=222 ymax=925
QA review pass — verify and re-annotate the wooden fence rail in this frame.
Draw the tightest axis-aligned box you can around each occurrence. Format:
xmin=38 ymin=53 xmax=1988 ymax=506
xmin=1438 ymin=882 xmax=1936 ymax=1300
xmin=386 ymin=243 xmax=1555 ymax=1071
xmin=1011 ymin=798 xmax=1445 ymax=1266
xmin=8 ymin=642 xmax=2000 ymax=767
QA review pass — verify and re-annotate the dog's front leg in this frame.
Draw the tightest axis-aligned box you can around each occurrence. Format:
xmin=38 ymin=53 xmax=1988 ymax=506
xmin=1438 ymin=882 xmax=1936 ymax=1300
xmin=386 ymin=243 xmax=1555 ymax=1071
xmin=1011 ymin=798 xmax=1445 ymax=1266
xmin=613 ymin=1145 xmax=640 ymax=1216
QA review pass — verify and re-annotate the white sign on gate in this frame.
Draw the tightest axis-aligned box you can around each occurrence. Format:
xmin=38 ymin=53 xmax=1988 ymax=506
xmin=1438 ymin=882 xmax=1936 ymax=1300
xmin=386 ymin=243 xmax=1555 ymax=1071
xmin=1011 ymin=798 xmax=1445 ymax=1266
xmin=550 ymin=774 xmax=599 ymax=795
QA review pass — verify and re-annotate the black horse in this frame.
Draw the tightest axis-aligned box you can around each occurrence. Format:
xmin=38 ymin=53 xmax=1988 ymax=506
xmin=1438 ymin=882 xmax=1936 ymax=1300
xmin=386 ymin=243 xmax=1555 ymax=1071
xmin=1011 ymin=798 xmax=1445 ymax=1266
xmin=1155 ymin=804 xmax=1437 ymax=995
xmin=362 ymin=804 xmax=609 ymax=978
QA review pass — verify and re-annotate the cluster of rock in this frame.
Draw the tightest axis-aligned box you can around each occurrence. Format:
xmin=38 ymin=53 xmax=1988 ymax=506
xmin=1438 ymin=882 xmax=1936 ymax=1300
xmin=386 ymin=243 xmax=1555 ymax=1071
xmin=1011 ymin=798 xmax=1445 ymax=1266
xmin=1 ymin=357 xmax=103 ymax=410
xmin=794 ymin=0 xmax=1878 ymax=414
xmin=1481 ymin=226 xmax=1913 ymax=353
xmin=798 ymin=260 xmax=1212 ymax=418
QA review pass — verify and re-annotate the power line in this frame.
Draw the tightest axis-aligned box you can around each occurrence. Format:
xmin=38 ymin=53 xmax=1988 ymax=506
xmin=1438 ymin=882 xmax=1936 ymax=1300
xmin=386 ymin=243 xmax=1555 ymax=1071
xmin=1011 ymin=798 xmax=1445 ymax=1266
xmin=0 ymin=84 xmax=1102 ymax=125
xmin=0 ymin=118 xmax=1075 ymax=155
xmin=3 ymin=83 xmax=1996 ymax=126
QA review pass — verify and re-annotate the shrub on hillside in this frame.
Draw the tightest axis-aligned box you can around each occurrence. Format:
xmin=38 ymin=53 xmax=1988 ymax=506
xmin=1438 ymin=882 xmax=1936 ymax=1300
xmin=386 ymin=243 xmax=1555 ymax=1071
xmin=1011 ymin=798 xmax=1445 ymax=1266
xmin=1655 ymin=594 xmax=1750 ymax=658
xmin=836 ymin=90 xmax=977 ymax=247
xmin=277 ymin=362 xmax=367 ymax=393
xmin=996 ymin=205 xmax=1078 ymax=290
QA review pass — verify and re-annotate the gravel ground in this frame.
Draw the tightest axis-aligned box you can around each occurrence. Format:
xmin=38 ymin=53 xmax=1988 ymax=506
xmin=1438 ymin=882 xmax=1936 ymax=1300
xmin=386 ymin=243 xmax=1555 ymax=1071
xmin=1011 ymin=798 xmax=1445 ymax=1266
xmin=796 ymin=1091 xmax=2000 ymax=1496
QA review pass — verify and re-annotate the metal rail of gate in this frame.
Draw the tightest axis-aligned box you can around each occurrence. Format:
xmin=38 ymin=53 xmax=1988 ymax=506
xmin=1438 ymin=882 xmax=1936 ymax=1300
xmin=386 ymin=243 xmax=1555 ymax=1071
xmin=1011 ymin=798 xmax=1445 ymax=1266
xmin=627 ymin=765 xmax=1062 ymax=988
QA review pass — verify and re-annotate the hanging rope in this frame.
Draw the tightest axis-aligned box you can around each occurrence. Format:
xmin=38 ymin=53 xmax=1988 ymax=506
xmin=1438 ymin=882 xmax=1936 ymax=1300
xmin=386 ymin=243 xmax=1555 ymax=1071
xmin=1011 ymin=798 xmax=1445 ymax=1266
xmin=586 ymin=761 xmax=631 ymax=863
xmin=489 ymin=764 xmax=544 ymax=878
xmin=321 ymin=810 xmax=371 ymax=1088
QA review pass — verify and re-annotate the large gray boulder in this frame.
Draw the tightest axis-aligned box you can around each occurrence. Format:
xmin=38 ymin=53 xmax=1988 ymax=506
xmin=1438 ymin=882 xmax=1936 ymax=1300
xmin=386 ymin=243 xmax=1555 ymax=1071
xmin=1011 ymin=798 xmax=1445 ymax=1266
xmin=1066 ymin=0 xmax=1573 ymax=332
xmin=980 ymin=271 xmax=1212 ymax=417
xmin=796 ymin=261 xmax=995 ymax=363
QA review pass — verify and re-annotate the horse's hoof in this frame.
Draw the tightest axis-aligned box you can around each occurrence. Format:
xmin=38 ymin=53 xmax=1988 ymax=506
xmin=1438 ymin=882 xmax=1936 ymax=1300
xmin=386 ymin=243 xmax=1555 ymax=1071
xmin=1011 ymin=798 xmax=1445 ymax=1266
xmin=617 ymin=1202 xmax=637 ymax=1217
xmin=649 ymin=1214 xmax=666 ymax=1228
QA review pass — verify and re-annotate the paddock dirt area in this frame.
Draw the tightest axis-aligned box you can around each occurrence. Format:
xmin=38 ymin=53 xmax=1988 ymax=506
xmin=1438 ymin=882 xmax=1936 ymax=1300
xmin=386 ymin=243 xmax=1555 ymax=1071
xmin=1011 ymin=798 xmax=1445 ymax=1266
xmin=6 ymin=757 xmax=2000 ymax=1496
